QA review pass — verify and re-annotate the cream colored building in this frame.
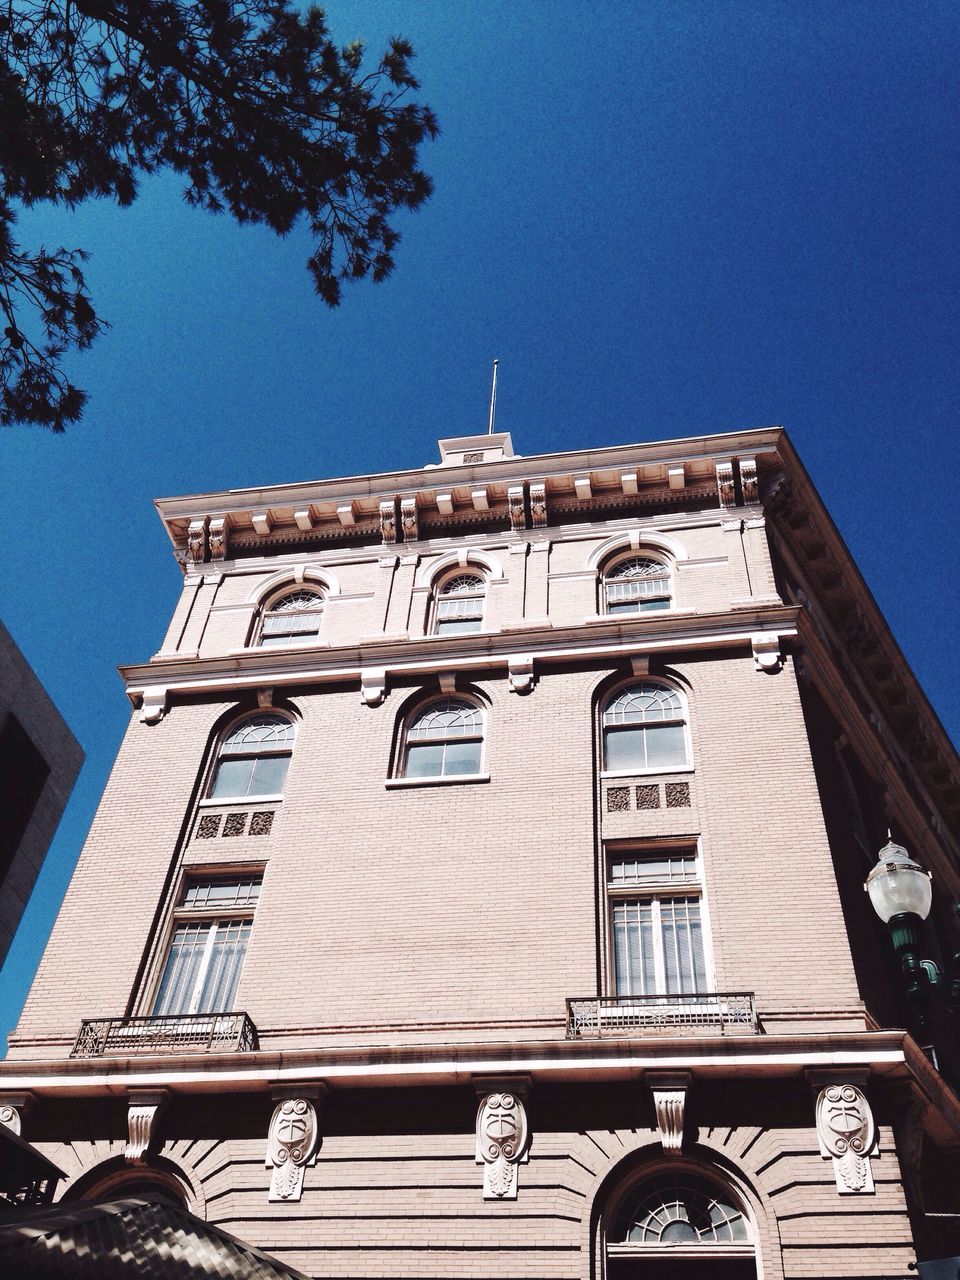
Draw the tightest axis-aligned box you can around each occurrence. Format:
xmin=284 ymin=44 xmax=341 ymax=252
xmin=2 ymin=427 xmax=959 ymax=1278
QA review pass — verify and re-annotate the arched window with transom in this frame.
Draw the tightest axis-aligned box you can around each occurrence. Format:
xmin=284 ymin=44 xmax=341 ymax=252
xmin=401 ymin=698 xmax=485 ymax=779
xmin=602 ymin=683 xmax=690 ymax=773
xmin=432 ymin=571 xmax=486 ymax=636
xmin=208 ymin=713 xmax=296 ymax=799
xmin=605 ymin=1170 xmax=756 ymax=1277
xmin=603 ymin=555 xmax=672 ymax=615
xmin=258 ymin=587 xmax=325 ymax=647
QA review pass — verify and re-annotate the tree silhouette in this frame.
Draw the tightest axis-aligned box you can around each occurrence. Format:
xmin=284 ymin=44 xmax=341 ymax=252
xmin=0 ymin=0 xmax=437 ymax=429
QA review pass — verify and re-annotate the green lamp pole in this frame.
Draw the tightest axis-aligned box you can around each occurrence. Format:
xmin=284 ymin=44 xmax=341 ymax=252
xmin=864 ymin=839 xmax=960 ymax=1040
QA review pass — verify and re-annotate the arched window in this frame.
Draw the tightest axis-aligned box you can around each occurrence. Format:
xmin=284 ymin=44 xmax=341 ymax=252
xmin=402 ymin=698 xmax=485 ymax=779
xmin=258 ymin=587 xmax=325 ymax=646
xmin=602 ymin=683 xmax=690 ymax=773
xmin=606 ymin=1171 xmax=755 ymax=1275
xmin=209 ymin=714 xmax=295 ymax=799
xmin=432 ymin=572 xmax=486 ymax=635
xmin=603 ymin=555 xmax=672 ymax=615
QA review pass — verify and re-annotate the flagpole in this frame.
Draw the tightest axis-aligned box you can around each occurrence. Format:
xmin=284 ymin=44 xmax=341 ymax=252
xmin=487 ymin=359 xmax=499 ymax=435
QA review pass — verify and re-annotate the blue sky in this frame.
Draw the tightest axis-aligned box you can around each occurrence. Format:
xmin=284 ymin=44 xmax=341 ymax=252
xmin=0 ymin=1 xmax=958 ymax=1047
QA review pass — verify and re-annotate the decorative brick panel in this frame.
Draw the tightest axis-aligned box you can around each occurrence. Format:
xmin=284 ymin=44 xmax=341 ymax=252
xmin=463 ymin=451 xmax=484 ymax=463
xmin=196 ymin=814 xmax=221 ymax=839
xmin=636 ymin=784 xmax=661 ymax=810
xmin=606 ymin=787 xmax=630 ymax=813
xmin=222 ymin=812 xmax=248 ymax=837
xmin=249 ymin=811 xmax=275 ymax=837
xmin=665 ymin=781 xmax=691 ymax=808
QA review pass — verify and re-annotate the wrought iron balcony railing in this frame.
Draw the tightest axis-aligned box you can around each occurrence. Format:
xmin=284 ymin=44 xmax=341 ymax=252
xmin=566 ymin=992 xmax=757 ymax=1038
xmin=71 ymin=1012 xmax=259 ymax=1058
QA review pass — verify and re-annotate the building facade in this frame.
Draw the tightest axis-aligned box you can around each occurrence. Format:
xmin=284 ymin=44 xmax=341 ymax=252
xmin=2 ymin=427 xmax=959 ymax=1277
xmin=0 ymin=619 xmax=83 ymax=971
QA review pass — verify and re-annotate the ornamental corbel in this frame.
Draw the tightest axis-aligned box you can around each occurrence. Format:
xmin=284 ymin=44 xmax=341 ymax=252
xmin=647 ymin=1071 xmax=690 ymax=1154
xmin=752 ymin=634 xmax=783 ymax=673
xmin=208 ymin=517 xmax=228 ymax=560
xmin=139 ymin=686 xmax=168 ymax=723
xmin=473 ymin=1076 xmax=531 ymax=1201
xmin=125 ymin=1090 xmax=168 ymax=1165
xmin=186 ymin=519 xmax=207 ymax=563
xmin=400 ymin=497 xmax=419 ymax=542
xmin=0 ymin=1092 xmax=35 ymax=1138
xmin=507 ymin=657 xmax=534 ymax=695
xmin=716 ymin=461 xmax=736 ymax=508
xmin=809 ymin=1071 xmax=876 ymax=1194
xmin=266 ymin=1085 xmax=326 ymax=1202
xmin=739 ymin=457 xmax=759 ymax=504
xmin=379 ymin=499 xmax=398 ymax=544
xmin=507 ymin=485 xmax=526 ymax=533
xmin=529 ymin=482 xmax=547 ymax=528
xmin=360 ymin=668 xmax=387 ymax=707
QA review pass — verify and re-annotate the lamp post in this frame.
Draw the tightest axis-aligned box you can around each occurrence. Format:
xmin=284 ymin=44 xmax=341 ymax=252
xmin=864 ymin=839 xmax=960 ymax=1040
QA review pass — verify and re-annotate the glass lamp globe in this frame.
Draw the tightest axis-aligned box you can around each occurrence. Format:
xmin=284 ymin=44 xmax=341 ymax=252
xmin=864 ymin=840 xmax=933 ymax=924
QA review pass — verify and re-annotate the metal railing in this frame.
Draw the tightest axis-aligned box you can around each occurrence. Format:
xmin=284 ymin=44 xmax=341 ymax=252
xmin=566 ymin=992 xmax=757 ymax=1038
xmin=71 ymin=1012 xmax=259 ymax=1057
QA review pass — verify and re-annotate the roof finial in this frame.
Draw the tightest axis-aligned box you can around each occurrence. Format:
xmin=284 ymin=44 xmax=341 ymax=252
xmin=487 ymin=358 xmax=499 ymax=436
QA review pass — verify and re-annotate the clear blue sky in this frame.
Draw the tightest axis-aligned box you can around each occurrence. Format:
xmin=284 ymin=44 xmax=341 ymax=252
xmin=1 ymin=1 xmax=958 ymax=1048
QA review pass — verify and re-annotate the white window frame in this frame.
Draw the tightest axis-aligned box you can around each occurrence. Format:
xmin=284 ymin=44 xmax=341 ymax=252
xmin=431 ymin=569 xmax=487 ymax=637
xmin=604 ymin=843 xmax=715 ymax=1000
xmin=600 ymin=680 xmax=692 ymax=778
xmin=255 ymin=586 xmax=326 ymax=648
xmin=207 ymin=712 xmax=296 ymax=802
xmin=601 ymin=552 xmax=673 ymax=617
xmin=399 ymin=696 xmax=487 ymax=782
xmin=150 ymin=874 xmax=262 ymax=1017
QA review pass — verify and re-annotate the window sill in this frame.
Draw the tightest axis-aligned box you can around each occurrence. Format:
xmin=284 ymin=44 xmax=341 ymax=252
xmin=384 ymin=773 xmax=491 ymax=790
xmin=600 ymin=768 xmax=693 ymax=780
xmin=197 ymin=795 xmax=284 ymax=807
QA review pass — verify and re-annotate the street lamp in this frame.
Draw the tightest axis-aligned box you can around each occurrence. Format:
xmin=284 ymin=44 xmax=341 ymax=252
xmin=864 ymin=839 xmax=960 ymax=1038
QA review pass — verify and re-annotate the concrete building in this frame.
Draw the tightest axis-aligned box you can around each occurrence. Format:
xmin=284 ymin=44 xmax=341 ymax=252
xmin=0 ymin=620 xmax=83 ymax=971
xmin=2 ymin=427 xmax=959 ymax=1277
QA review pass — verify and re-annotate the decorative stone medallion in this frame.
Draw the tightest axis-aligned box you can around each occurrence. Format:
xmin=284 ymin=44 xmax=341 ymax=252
xmin=475 ymin=1092 xmax=529 ymax=1200
xmin=266 ymin=1098 xmax=320 ymax=1202
xmin=815 ymin=1082 xmax=876 ymax=1194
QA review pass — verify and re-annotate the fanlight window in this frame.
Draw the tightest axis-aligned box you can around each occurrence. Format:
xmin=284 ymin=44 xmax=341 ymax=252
xmin=602 ymin=684 xmax=689 ymax=772
xmin=259 ymin=588 xmax=325 ymax=646
xmin=209 ymin=714 xmax=295 ymax=799
xmin=610 ymin=1173 xmax=749 ymax=1247
xmin=604 ymin=556 xmax=672 ymax=615
xmin=403 ymin=698 xmax=484 ymax=778
xmin=434 ymin=573 xmax=486 ymax=635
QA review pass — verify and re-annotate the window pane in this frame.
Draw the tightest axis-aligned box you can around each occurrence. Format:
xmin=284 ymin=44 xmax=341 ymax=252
xmin=645 ymin=723 xmax=688 ymax=768
xmin=609 ymin=853 xmax=697 ymax=887
xmin=405 ymin=742 xmax=444 ymax=777
xmin=436 ymin=616 xmax=482 ymax=635
xmin=196 ymin=920 xmax=251 ymax=1013
xmin=183 ymin=879 xmax=261 ymax=910
xmin=442 ymin=740 xmax=482 ymax=775
xmin=613 ymin=902 xmax=655 ymax=996
xmin=152 ymin=923 xmax=210 ymax=1015
xmin=604 ymin=727 xmax=648 ymax=772
xmin=210 ymin=758 xmax=254 ymax=799
xmin=661 ymin=899 xmax=706 ymax=994
xmin=248 ymin=754 xmax=290 ymax=796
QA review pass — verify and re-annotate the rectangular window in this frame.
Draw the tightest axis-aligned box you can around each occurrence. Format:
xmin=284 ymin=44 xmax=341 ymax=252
xmin=604 ymin=723 xmax=688 ymax=772
xmin=435 ymin=596 xmax=483 ymax=634
xmin=152 ymin=875 xmax=261 ymax=1016
xmin=607 ymin=849 xmax=707 ymax=997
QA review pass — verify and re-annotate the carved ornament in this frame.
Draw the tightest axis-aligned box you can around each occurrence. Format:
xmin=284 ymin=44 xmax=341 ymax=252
xmin=126 ymin=1090 xmax=168 ymax=1165
xmin=475 ymin=1085 xmax=530 ymax=1200
xmin=647 ymin=1071 xmax=689 ymax=1154
xmin=140 ymin=687 xmax=168 ymax=724
xmin=361 ymin=668 xmax=387 ymax=707
xmin=208 ymin=517 xmax=228 ymax=561
xmin=266 ymin=1096 xmax=322 ymax=1202
xmin=508 ymin=485 xmax=526 ymax=533
xmin=739 ymin=457 xmax=759 ymax=504
xmin=400 ymin=497 xmax=419 ymax=542
xmin=814 ymin=1080 xmax=876 ymax=1194
xmin=379 ymin=499 xmax=397 ymax=544
xmin=507 ymin=657 xmax=534 ymax=695
xmin=752 ymin=634 xmax=783 ymax=673
xmin=716 ymin=461 xmax=736 ymax=508
xmin=186 ymin=520 xmax=207 ymax=563
xmin=529 ymin=482 xmax=547 ymax=528
xmin=0 ymin=1094 xmax=32 ymax=1138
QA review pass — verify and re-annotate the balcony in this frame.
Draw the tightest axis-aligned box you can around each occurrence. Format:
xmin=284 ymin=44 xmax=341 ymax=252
xmin=71 ymin=1012 xmax=259 ymax=1058
xmin=566 ymin=992 xmax=758 ymax=1038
